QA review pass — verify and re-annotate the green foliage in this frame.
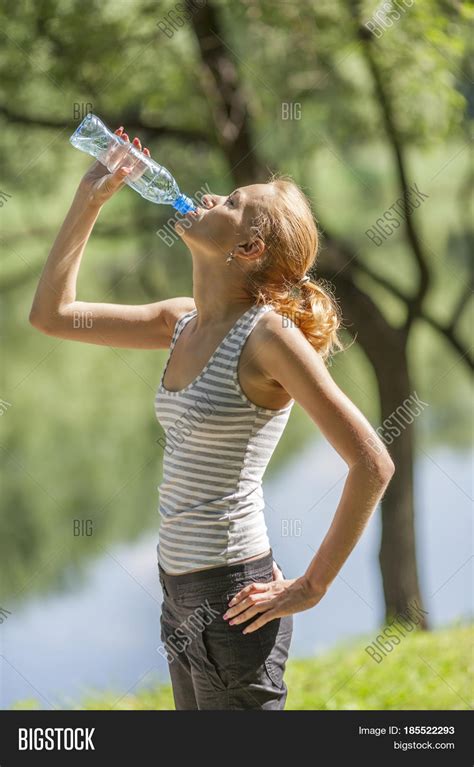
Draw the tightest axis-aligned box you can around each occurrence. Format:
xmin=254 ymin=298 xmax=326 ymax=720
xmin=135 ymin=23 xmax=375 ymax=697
xmin=285 ymin=622 xmax=472 ymax=710
xmin=0 ymin=0 xmax=471 ymax=600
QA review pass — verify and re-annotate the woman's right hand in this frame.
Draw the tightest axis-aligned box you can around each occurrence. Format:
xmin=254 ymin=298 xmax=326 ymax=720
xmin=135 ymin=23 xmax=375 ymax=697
xmin=77 ymin=127 xmax=151 ymax=207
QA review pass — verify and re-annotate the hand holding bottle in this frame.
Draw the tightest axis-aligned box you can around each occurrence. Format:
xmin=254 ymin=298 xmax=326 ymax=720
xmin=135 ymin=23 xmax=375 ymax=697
xmin=78 ymin=127 xmax=151 ymax=207
xmin=71 ymin=114 xmax=196 ymax=212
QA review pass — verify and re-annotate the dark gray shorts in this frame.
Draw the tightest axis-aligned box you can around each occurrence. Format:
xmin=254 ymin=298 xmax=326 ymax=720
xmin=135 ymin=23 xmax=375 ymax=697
xmin=158 ymin=549 xmax=293 ymax=710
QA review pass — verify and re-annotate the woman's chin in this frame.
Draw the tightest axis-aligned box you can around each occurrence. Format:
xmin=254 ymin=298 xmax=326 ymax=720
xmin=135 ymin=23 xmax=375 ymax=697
xmin=173 ymin=219 xmax=187 ymax=237
xmin=174 ymin=223 xmax=204 ymax=247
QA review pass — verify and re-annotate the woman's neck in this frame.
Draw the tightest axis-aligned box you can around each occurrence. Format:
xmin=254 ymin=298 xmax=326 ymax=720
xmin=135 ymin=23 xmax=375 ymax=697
xmin=191 ymin=257 xmax=255 ymax=326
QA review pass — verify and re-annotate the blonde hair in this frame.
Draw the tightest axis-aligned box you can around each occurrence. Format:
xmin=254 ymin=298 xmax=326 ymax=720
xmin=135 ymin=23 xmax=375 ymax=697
xmin=245 ymin=175 xmax=344 ymax=361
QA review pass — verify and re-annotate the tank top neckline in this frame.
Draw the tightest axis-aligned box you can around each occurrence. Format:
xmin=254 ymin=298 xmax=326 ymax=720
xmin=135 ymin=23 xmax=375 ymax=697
xmin=159 ymin=302 xmax=271 ymax=397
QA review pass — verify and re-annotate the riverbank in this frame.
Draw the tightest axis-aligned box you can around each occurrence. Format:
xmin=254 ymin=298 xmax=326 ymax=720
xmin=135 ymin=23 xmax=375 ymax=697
xmin=15 ymin=623 xmax=471 ymax=710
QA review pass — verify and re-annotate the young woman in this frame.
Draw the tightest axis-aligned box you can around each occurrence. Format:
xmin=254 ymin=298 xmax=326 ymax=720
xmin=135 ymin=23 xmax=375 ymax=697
xmin=30 ymin=128 xmax=395 ymax=711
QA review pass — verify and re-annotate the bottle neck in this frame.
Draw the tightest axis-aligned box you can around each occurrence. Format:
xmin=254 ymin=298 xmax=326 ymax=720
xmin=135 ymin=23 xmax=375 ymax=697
xmin=173 ymin=193 xmax=196 ymax=214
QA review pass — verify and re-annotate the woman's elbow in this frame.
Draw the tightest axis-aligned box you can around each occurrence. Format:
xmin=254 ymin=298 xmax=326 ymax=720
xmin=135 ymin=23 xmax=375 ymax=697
xmin=373 ymin=451 xmax=396 ymax=485
xmin=29 ymin=310 xmax=56 ymax=335
xmin=354 ymin=446 xmax=395 ymax=486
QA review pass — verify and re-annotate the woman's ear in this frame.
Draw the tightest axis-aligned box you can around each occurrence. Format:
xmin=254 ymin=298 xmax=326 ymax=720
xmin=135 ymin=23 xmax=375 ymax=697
xmin=234 ymin=237 xmax=265 ymax=261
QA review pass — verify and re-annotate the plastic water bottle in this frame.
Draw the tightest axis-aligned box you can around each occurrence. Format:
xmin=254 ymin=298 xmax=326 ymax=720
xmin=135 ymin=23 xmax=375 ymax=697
xmin=70 ymin=113 xmax=196 ymax=213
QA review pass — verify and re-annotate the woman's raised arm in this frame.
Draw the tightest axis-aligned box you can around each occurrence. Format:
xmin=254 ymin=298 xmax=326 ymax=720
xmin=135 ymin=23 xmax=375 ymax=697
xmin=29 ymin=129 xmax=194 ymax=349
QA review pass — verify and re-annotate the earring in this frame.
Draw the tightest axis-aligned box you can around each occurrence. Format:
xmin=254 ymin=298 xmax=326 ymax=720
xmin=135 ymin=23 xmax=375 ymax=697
xmin=226 ymin=250 xmax=234 ymax=264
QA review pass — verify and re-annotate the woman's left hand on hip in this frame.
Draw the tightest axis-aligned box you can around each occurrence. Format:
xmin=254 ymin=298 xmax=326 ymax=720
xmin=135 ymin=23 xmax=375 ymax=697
xmin=222 ymin=569 xmax=325 ymax=634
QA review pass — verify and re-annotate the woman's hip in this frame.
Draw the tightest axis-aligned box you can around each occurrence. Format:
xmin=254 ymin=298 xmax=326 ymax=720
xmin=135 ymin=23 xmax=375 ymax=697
xmin=158 ymin=547 xmax=293 ymax=708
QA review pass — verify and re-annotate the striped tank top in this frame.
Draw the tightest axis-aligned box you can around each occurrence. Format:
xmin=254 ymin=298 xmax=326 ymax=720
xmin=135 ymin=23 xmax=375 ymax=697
xmin=154 ymin=303 xmax=294 ymax=574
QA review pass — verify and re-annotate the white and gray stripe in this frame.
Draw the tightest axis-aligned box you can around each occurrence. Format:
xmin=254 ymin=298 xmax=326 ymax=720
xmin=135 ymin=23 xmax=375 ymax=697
xmin=154 ymin=303 xmax=294 ymax=574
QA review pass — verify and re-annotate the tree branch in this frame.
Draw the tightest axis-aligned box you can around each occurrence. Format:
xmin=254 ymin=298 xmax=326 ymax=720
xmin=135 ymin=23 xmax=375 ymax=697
xmin=352 ymin=259 xmax=410 ymax=305
xmin=0 ymin=104 xmax=212 ymax=145
xmin=352 ymin=260 xmax=473 ymax=368
xmin=356 ymin=22 xmax=430 ymax=331
xmin=421 ymin=314 xmax=473 ymax=369
xmin=449 ymin=282 xmax=473 ymax=331
xmin=186 ymin=0 xmax=267 ymax=184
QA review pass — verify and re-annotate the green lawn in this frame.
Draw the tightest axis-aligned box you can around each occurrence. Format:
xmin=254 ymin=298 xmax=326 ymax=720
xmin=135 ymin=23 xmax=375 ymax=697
xmin=284 ymin=623 xmax=472 ymax=710
xmin=15 ymin=623 xmax=470 ymax=711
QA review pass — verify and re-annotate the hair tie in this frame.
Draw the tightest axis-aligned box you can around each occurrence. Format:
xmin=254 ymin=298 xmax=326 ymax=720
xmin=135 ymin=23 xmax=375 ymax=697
xmin=296 ymin=275 xmax=311 ymax=286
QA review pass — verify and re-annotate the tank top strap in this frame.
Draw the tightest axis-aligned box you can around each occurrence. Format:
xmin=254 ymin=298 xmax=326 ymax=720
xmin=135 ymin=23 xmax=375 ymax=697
xmin=240 ymin=303 xmax=274 ymax=342
xmin=224 ymin=303 xmax=274 ymax=370
xmin=169 ymin=308 xmax=197 ymax=353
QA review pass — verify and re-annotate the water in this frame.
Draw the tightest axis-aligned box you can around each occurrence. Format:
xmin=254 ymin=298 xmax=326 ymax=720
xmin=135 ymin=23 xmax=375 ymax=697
xmin=1 ymin=443 xmax=471 ymax=709
xmin=70 ymin=113 xmax=196 ymax=213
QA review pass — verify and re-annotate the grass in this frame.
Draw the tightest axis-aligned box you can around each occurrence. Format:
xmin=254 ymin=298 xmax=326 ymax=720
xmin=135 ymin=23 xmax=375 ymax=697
xmin=15 ymin=623 xmax=472 ymax=710
xmin=284 ymin=623 xmax=472 ymax=711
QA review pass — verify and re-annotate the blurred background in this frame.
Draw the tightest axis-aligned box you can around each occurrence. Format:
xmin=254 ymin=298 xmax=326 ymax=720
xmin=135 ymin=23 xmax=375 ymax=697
xmin=0 ymin=0 xmax=472 ymax=710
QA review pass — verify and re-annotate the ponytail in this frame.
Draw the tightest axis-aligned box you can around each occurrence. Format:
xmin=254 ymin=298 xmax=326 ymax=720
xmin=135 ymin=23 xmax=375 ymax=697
xmin=246 ymin=176 xmax=345 ymax=361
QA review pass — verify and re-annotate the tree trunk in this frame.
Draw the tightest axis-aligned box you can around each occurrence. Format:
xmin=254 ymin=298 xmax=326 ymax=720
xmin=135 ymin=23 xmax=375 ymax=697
xmin=187 ymin=1 xmax=267 ymax=185
xmin=331 ymin=274 xmax=427 ymax=627
xmin=376 ymin=344 xmax=428 ymax=626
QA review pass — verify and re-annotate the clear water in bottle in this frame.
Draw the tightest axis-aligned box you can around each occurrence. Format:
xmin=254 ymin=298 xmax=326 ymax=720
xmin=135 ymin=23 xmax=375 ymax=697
xmin=70 ymin=113 xmax=196 ymax=213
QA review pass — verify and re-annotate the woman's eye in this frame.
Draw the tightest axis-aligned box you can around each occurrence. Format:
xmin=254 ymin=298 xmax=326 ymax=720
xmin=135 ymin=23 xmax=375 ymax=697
xmin=225 ymin=196 xmax=235 ymax=207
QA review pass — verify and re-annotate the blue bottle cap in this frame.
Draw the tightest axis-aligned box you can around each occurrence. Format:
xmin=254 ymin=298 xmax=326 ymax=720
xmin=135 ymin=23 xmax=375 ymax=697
xmin=173 ymin=194 xmax=196 ymax=214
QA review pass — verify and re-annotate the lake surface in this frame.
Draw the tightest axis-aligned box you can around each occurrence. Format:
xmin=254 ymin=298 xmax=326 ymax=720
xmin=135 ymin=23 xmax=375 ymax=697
xmin=1 ymin=442 xmax=471 ymax=709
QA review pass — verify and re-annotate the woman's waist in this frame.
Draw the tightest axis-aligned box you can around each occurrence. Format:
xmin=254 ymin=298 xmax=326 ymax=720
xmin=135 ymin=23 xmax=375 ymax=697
xmin=158 ymin=483 xmax=265 ymax=517
xmin=158 ymin=547 xmax=274 ymax=601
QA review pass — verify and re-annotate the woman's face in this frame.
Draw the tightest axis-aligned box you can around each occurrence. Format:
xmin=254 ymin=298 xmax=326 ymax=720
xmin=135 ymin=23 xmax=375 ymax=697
xmin=174 ymin=183 xmax=274 ymax=257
